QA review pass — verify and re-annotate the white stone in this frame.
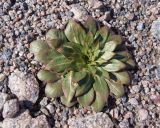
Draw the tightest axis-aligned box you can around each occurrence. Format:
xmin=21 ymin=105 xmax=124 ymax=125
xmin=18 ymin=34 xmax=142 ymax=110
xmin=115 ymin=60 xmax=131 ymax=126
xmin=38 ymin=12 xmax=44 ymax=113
xmin=88 ymin=0 xmax=103 ymax=9
xmin=8 ymin=70 xmax=39 ymax=107
xmin=2 ymin=99 xmax=19 ymax=118
xmin=0 ymin=92 xmax=9 ymax=112
xmin=138 ymin=109 xmax=148 ymax=121
xmin=68 ymin=112 xmax=113 ymax=128
xmin=2 ymin=110 xmax=51 ymax=128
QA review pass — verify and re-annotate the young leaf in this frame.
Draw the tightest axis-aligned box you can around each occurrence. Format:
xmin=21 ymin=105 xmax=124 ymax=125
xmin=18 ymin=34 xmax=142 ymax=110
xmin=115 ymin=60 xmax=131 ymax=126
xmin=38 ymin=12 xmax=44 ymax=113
xmin=77 ymin=88 xmax=95 ymax=107
xmin=45 ymin=80 xmax=63 ymax=98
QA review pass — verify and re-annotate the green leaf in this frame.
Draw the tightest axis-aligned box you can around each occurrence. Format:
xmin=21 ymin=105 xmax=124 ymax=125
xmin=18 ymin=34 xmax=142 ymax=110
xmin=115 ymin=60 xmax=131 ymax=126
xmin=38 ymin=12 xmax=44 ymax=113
xmin=93 ymin=75 xmax=109 ymax=102
xmin=113 ymin=72 xmax=130 ymax=84
xmin=61 ymin=96 xmax=77 ymax=107
xmin=75 ymin=74 xmax=94 ymax=97
xmin=30 ymin=40 xmax=49 ymax=54
xmin=45 ymin=80 xmax=63 ymax=98
xmin=91 ymin=92 xmax=106 ymax=112
xmin=46 ymin=52 xmax=71 ymax=73
xmin=84 ymin=16 xmax=97 ymax=35
xmin=46 ymin=39 xmax=62 ymax=49
xmin=115 ymin=51 xmax=131 ymax=62
xmin=62 ymin=43 xmax=82 ymax=59
xmin=62 ymin=71 xmax=78 ymax=103
xmin=103 ymin=41 xmax=118 ymax=52
xmin=97 ymin=67 xmax=110 ymax=79
xmin=77 ymin=88 xmax=95 ymax=107
xmin=105 ymin=79 xmax=125 ymax=97
xmin=37 ymin=70 xmax=59 ymax=83
xmin=64 ymin=20 xmax=86 ymax=44
xmin=72 ymin=71 xmax=87 ymax=83
xmin=104 ymin=59 xmax=126 ymax=72
xmin=46 ymin=29 xmax=67 ymax=46
xmin=96 ymin=26 xmax=110 ymax=48
xmin=108 ymin=35 xmax=123 ymax=44
xmin=98 ymin=51 xmax=115 ymax=63
xmin=126 ymin=59 xmax=135 ymax=68
xmin=84 ymin=32 xmax=94 ymax=46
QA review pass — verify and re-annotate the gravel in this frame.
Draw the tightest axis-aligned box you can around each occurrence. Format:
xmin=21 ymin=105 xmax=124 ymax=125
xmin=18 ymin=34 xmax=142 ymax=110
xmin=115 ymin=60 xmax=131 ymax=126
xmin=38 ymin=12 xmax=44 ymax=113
xmin=0 ymin=0 xmax=160 ymax=127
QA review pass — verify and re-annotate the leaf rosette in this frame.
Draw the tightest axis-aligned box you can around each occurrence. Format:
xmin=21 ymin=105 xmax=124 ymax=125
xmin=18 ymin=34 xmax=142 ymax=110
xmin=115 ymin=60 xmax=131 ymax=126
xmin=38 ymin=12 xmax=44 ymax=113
xmin=30 ymin=17 xmax=135 ymax=112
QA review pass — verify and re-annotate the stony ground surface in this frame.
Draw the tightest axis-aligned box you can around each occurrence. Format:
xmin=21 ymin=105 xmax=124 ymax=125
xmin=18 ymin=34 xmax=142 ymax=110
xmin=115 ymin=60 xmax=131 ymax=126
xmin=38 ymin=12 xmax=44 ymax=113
xmin=0 ymin=0 xmax=160 ymax=128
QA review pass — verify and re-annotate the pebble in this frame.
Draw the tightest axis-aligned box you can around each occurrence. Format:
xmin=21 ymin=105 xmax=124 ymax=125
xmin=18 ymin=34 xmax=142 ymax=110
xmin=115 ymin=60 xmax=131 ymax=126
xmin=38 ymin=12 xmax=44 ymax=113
xmin=68 ymin=113 xmax=113 ymax=128
xmin=138 ymin=109 xmax=148 ymax=121
xmin=70 ymin=4 xmax=88 ymax=20
xmin=151 ymin=18 xmax=160 ymax=40
xmin=8 ymin=70 xmax=39 ymax=108
xmin=155 ymin=66 xmax=160 ymax=79
xmin=2 ymin=99 xmax=19 ymax=118
xmin=88 ymin=0 xmax=103 ymax=9
xmin=129 ymin=98 xmax=139 ymax=106
xmin=0 ymin=92 xmax=9 ymax=112
xmin=137 ymin=23 xmax=145 ymax=30
xmin=0 ymin=73 xmax=6 ymax=82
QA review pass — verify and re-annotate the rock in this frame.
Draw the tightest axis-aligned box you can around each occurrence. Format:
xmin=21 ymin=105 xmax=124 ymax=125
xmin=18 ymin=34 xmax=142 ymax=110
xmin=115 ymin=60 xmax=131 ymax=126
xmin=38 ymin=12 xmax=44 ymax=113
xmin=70 ymin=4 xmax=88 ymax=20
xmin=2 ymin=110 xmax=51 ymax=128
xmin=0 ymin=49 xmax=12 ymax=61
xmin=68 ymin=112 xmax=113 ymax=128
xmin=0 ymin=73 xmax=6 ymax=82
xmin=119 ymin=119 xmax=129 ymax=128
xmin=0 ymin=92 xmax=9 ymax=112
xmin=155 ymin=66 xmax=160 ymax=79
xmin=129 ymin=98 xmax=139 ymax=106
xmin=138 ymin=109 xmax=148 ymax=121
xmin=99 ymin=11 xmax=111 ymax=21
xmin=125 ymin=13 xmax=135 ymax=20
xmin=2 ymin=99 xmax=19 ymax=118
xmin=150 ymin=94 xmax=160 ymax=106
xmin=88 ymin=0 xmax=103 ymax=9
xmin=151 ymin=18 xmax=160 ymax=40
xmin=137 ymin=22 xmax=145 ymax=31
xmin=8 ymin=70 xmax=39 ymax=107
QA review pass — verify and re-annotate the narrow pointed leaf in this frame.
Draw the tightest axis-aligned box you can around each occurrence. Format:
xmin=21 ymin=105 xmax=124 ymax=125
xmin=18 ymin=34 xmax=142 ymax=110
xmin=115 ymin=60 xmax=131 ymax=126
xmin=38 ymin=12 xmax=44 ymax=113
xmin=30 ymin=40 xmax=49 ymax=54
xmin=100 ymin=51 xmax=115 ymax=61
xmin=84 ymin=32 xmax=94 ymax=46
xmin=105 ymin=79 xmax=125 ymax=97
xmin=104 ymin=59 xmax=126 ymax=72
xmin=126 ymin=58 xmax=135 ymax=68
xmin=97 ymin=67 xmax=110 ymax=79
xmin=77 ymin=88 xmax=95 ymax=107
xmin=113 ymin=72 xmax=130 ymax=84
xmin=72 ymin=71 xmax=87 ymax=83
xmin=85 ymin=16 xmax=97 ymax=35
xmin=45 ymin=80 xmax=63 ymax=98
xmin=64 ymin=20 xmax=86 ymax=44
xmin=61 ymin=96 xmax=77 ymax=107
xmin=91 ymin=92 xmax=106 ymax=112
xmin=103 ymin=41 xmax=118 ymax=52
xmin=115 ymin=51 xmax=131 ymax=62
xmin=37 ymin=70 xmax=59 ymax=83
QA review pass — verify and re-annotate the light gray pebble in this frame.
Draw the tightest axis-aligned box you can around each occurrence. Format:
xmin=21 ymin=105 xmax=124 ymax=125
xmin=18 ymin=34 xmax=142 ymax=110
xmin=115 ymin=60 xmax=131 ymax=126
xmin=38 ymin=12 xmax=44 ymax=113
xmin=138 ymin=109 xmax=148 ymax=121
xmin=137 ymin=22 xmax=145 ymax=30
xmin=2 ymin=99 xmax=19 ymax=118
xmin=129 ymin=98 xmax=139 ymax=106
